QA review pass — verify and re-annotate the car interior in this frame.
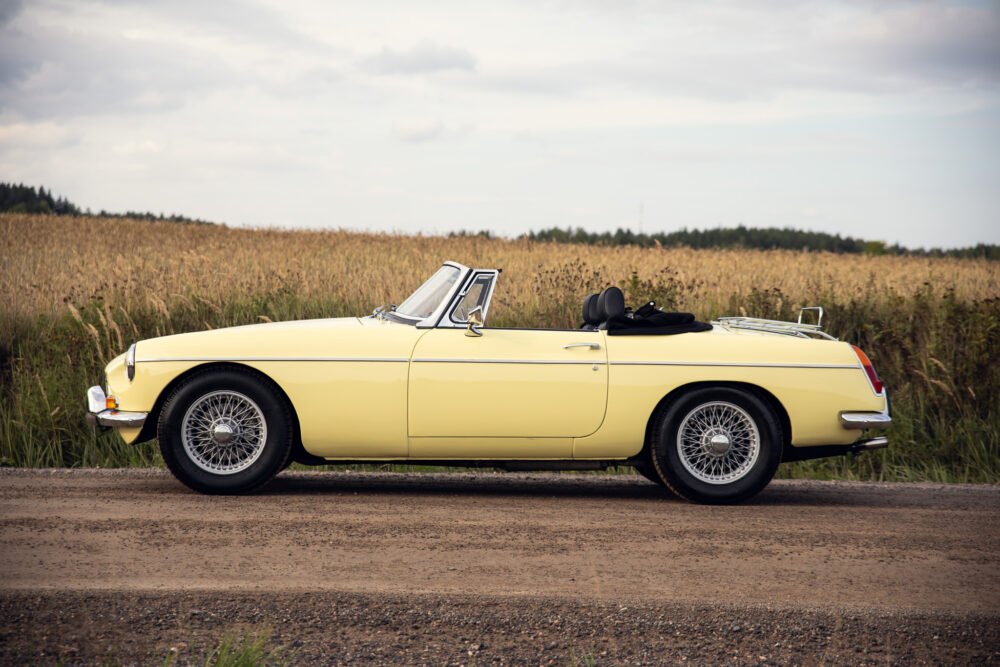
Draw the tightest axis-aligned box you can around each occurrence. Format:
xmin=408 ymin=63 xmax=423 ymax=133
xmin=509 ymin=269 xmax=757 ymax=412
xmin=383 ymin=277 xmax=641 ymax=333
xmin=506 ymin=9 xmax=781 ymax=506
xmin=580 ymin=287 xmax=713 ymax=336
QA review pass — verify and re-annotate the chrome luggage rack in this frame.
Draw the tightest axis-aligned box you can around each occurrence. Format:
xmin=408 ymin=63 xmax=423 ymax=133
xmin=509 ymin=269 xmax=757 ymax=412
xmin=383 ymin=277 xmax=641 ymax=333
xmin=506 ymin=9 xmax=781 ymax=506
xmin=713 ymin=307 xmax=838 ymax=340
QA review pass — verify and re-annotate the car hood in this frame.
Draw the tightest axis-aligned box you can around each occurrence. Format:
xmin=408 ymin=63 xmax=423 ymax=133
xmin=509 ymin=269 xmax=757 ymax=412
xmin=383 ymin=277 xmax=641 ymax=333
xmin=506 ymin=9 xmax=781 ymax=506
xmin=133 ymin=316 xmax=421 ymax=362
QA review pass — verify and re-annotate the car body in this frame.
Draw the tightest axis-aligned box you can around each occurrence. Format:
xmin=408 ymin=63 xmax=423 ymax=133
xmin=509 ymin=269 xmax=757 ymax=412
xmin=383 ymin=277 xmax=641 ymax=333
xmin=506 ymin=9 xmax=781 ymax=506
xmin=87 ymin=261 xmax=890 ymax=503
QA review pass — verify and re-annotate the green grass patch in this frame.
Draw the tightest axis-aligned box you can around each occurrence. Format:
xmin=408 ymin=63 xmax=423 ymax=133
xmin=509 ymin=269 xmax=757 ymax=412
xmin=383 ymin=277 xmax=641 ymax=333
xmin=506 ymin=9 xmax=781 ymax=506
xmin=1 ymin=284 xmax=998 ymax=483
xmin=162 ymin=630 xmax=285 ymax=667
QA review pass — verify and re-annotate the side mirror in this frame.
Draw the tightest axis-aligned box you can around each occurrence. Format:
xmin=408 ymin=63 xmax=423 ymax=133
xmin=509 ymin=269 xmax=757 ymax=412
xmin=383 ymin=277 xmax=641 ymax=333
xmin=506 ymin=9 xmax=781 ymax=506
xmin=465 ymin=306 xmax=484 ymax=337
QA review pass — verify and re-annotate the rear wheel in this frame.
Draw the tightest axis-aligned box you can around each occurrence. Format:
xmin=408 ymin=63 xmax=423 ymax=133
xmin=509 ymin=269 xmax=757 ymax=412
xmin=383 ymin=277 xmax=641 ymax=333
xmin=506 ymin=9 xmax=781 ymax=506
xmin=650 ymin=387 xmax=782 ymax=504
xmin=158 ymin=368 xmax=293 ymax=494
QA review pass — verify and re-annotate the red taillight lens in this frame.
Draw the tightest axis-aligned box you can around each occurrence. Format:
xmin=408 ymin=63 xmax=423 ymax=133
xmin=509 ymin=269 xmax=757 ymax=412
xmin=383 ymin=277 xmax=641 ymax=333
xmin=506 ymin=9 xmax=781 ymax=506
xmin=852 ymin=345 xmax=884 ymax=394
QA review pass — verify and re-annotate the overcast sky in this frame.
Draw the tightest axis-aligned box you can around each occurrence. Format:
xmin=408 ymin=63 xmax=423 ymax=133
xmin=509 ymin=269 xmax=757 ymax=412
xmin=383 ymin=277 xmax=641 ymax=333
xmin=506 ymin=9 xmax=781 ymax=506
xmin=1 ymin=0 xmax=998 ymax=248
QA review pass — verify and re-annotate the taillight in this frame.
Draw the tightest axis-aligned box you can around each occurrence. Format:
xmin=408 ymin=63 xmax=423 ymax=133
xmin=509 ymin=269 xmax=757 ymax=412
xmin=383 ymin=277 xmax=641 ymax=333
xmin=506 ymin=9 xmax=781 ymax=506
xmin=852 ymin=345 xmax=884 ymax=394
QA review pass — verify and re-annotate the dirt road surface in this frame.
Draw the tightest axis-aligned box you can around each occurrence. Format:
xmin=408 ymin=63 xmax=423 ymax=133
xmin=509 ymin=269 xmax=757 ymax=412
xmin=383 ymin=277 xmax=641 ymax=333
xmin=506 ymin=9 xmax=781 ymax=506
xmin=1 ymin=469 xmax=998 ymax=665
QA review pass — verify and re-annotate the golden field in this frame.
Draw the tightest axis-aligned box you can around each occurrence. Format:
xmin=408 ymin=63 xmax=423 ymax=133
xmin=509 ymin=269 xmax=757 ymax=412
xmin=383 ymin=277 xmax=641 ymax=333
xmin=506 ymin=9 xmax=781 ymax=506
xmin=4 ymin=214 xmax=996 ymax=324
xmin=1 ymin=213 xmax=998 ymax=480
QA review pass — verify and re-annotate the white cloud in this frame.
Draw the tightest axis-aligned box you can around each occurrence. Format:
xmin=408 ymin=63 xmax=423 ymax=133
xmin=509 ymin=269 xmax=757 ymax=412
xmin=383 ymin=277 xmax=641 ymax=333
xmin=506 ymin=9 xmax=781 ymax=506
xmin=111 ymin=140 xmax=161 ymax=156
xmin=393 ymin=119 xmax=473 ymax=143
xmin=362 ymin=42 xmax=477 ymax=75
xmin=0 ymin=0 xmax=997 ymax=247
xmin=394 ymin=119 xmax=446 ymax=143
xmin=0 ymin=121 xmax=77 ymax=149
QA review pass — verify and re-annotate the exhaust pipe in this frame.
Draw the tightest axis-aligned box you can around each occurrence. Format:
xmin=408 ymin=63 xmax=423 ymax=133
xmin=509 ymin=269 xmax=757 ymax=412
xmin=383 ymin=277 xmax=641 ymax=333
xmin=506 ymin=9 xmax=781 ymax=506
xmin=850 ymin=436 xmax=888 ymax=454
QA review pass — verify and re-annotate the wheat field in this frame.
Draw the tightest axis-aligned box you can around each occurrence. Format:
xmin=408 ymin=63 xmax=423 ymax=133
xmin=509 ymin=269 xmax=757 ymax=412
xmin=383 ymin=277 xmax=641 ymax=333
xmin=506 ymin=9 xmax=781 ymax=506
xmin=5 ymin=214 xmax=996 ymax=319
xmin=1 ymin=213 xmax=998 ymax=480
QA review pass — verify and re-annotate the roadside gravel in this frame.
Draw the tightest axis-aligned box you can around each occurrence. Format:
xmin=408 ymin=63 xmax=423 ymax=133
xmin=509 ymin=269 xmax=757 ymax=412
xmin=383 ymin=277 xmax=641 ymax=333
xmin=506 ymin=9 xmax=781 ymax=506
xmin=1 ymin=469 xmax=998 ymax=665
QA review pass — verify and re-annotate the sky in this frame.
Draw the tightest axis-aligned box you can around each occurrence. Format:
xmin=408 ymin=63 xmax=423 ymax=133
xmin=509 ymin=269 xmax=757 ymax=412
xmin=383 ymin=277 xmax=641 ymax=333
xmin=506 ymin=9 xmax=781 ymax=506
xmin=1 ymin=0 xmax=998 ymax=248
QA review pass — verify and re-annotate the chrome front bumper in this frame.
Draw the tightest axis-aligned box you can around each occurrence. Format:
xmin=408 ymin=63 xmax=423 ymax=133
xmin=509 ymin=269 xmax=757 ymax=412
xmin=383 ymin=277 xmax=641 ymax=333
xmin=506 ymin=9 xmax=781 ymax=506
xmin=85 ymin=385 xmax=147 ymax=429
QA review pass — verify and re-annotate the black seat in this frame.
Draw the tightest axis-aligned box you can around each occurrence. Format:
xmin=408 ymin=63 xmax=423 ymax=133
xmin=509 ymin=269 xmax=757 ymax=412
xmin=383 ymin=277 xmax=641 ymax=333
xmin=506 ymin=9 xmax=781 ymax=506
xmin=587 ymin=287 xmax=712 ymax=335
xmin=597 ymin=287 xmax=626 ymax=329
xmin=581 ymin=293 xmax=601 ymax=329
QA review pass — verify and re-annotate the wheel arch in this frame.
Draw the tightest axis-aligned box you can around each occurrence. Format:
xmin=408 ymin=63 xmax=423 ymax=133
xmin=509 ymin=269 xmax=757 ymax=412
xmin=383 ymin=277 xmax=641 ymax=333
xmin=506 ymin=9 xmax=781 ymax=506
xmin=134 ymin=362 xmax=302 ymax=450
xmin=641 ymin=381 xmax=792 ymax=460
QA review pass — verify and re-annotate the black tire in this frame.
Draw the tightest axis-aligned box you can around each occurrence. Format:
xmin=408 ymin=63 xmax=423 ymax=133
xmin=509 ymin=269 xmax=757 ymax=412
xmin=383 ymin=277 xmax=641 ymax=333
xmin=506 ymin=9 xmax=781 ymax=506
xmin=633 ymin=460 xmax=665 ymax=486
xmin=650 ymin=386 xmax=782 ymax=504
xmin=632 ymin=459 xmax=679 ymax=498
xmin=157 ymin=367 xmax=293 ymax=494
xmin=290 ymin=443 xmax=328 ymax=467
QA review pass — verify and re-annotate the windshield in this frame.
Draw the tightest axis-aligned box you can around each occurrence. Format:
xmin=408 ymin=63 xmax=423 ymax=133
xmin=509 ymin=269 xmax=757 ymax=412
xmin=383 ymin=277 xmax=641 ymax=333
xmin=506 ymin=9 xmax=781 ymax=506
xmin=394 ymin=265 xmax=462 ymax=320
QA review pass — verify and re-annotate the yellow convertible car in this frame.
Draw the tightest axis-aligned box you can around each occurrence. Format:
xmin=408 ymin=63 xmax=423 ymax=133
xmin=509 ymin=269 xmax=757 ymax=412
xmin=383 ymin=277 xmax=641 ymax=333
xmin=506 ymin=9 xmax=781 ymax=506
xmin=86 ymin=261 xmax=890 ymax=503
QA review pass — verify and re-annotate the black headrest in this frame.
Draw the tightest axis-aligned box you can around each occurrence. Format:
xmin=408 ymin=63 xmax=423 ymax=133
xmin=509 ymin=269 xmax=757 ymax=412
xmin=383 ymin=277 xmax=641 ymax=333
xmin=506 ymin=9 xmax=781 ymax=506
xmin=598 ymin=287 xmax=625 ymax=321
xmin=582 ymin=293 xmax=600 ymax=325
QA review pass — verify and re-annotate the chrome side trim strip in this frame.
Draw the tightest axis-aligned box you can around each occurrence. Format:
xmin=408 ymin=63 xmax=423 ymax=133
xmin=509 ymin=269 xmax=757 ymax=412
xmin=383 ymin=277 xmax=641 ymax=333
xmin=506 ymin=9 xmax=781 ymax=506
xmin=609 ymin=361 xmax=858 ymax=369
xmin=137 ymin=357 xmax=410 ymax=363
xmin=137 ymin=358 xmax=855 ymax=368
xmin=412 ymin=358 xmax=606 ymax=365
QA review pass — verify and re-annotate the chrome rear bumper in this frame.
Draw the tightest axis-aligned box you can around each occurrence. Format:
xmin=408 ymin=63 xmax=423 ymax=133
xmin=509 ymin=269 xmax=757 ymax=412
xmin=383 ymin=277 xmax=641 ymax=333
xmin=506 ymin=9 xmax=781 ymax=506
xmin=85 ymin=385 xmax=147 ymax=429
xmin=840 ymin=412 xmax=892 ymax=429
xmin=841 ymin=391 xmax=892 ymax=430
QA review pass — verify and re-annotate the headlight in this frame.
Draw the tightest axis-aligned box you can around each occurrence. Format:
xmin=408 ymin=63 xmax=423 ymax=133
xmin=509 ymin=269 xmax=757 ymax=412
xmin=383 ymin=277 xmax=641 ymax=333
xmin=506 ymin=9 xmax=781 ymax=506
xmin=126 ymin=343 xmax=136 ymax=381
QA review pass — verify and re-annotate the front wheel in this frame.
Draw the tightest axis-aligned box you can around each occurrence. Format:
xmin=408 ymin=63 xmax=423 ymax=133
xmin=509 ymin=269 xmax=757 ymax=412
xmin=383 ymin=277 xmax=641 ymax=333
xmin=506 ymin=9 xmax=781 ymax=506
xmin=650 ymin=387 xmax=782 ymax=504
xmin=633 ymin=460 xmax=665 ymax=486
xmin=158 ymin=368 xmax=293 ymax=494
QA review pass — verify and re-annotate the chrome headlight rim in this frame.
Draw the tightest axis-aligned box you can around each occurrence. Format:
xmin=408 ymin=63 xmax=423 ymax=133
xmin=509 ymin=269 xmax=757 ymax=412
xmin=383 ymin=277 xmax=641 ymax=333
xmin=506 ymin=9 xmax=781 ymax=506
xmin=126 ymin=343 xmax=137 ymax=381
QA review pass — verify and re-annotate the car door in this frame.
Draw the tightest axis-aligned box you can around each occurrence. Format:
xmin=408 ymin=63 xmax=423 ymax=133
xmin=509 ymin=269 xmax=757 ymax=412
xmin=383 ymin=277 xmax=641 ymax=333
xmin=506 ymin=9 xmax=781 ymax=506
xmin=407 ymin=327 xmax=609 ymax=456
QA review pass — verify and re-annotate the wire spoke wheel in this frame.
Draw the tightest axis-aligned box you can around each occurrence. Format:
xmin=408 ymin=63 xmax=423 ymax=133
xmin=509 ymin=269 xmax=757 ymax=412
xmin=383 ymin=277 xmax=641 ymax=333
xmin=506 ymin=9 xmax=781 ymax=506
xmin=676 ymin=401 xmax=760 ymax=485
xmin=181 ymin=390 xmax=268 ymax=475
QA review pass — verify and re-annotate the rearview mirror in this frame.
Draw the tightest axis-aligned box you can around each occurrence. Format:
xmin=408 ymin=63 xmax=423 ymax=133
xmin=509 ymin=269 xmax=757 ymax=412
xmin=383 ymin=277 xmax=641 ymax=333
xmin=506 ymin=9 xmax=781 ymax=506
xmin=465 ymin=306 xmax=484 ymax=337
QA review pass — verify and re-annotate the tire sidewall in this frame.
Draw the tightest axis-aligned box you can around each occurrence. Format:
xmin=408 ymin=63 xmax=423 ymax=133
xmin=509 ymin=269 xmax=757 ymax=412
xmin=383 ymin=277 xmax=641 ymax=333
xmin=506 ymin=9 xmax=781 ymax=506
xmin=158 ymin=369 xmax=291 ymax=494
xmin=634 ymin=460 xmax=666 ymax=486
xmin=652 ymin=387 xmax=782 ymax=504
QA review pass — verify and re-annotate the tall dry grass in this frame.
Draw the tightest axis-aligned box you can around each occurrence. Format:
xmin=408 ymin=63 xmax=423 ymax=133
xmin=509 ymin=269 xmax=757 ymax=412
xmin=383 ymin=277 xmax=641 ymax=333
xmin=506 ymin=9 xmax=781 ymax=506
xmin=5 ymin=214 xmax=996 ymax=322
xmin=1 ymin=214 xmax=998 ymax=480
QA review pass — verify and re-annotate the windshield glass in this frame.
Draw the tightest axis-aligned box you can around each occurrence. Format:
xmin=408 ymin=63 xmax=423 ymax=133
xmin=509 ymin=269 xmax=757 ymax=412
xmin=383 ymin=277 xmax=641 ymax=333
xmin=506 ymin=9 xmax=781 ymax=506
xmin=394 ymin=265 xmax=462 ymax=320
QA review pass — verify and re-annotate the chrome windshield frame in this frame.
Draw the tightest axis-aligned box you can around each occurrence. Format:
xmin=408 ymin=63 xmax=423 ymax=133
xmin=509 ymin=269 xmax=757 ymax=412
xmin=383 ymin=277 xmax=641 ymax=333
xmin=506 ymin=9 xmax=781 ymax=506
xmin=442 ymin=269 xmax=500 ymax=329
xmin=381 ymin=261 xmax=470 ymax=326
xmin=391 ymin=262 xmax=466 ymax=321
xmin=381 ymin=261 xmax=501 ymax=329
xmin=412 ymin=261 xmax=470 ymax=328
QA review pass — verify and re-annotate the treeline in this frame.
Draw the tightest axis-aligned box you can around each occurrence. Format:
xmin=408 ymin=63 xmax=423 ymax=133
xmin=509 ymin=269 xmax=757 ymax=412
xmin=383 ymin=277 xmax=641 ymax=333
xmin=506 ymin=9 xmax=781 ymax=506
xmin=5 ymin=182 xmax=995 ymax=258
xmin=0 ymin=183 xmax=80 ymax=215
xmin=0 ymin=182 xmax=211 ymax=225
xmin=525 ymin=226 xmax=1000 ymax=260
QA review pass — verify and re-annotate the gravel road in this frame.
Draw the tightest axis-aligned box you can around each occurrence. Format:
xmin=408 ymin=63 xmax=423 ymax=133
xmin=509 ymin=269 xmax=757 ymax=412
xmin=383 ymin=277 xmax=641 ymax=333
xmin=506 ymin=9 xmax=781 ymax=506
xmin=1 ymin=469 xmax=998 ymax=665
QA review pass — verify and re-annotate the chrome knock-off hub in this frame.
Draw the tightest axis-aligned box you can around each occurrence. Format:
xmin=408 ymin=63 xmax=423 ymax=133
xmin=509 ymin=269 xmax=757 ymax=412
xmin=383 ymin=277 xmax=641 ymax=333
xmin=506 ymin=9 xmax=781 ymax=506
xmin=707 ymin=433 xmax=731 ymax=456
xmin=212 ymin=422 xmax=235 ymax=445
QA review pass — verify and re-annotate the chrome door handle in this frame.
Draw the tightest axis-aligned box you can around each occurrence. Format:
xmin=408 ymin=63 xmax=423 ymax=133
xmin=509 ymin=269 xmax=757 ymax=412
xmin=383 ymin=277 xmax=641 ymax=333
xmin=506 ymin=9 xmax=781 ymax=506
xmin=563 ymin=342 xmax=601 ymax=350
